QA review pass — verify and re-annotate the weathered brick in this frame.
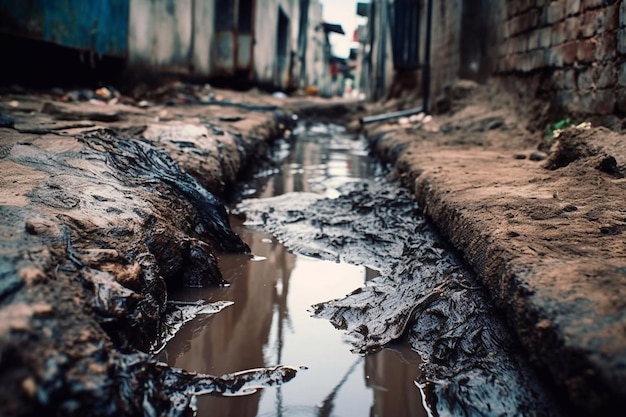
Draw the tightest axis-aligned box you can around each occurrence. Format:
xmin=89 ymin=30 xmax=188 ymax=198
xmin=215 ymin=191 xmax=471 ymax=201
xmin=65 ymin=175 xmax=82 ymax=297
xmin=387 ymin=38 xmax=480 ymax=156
xmin=618 ymin=62 xmax=626 ymax=86
xmin=620 ymin=0 xmax=626 ymax=27
xmin=556 ymin=90 xmax=578 ymax=110
xmin=528 ymin=29 xmax=540 ymax=50
xmin=606 ymin=4 xmax=620 ymax=32
xmin=581 ymin=9 xmax=605 ymax=38
xmin=510 ymin=15 xmax=521 ymax=36
xmin=596 ymin=62 xmax=615 ymax=88
xmin=539 ymin=27 xmax=553 ymax=47
xmin=578 ymin=91 xmax=594 ymax=111
xmin=529 ymin=8 xmax=541 ymax=29
xmin=560 ymin=40 xmax=579 ymax=64
xmin=504 ymin=20 xmax=512 ymax=38
xmin=519 ymin=13 xmax=532 ymax=33
xmin=564 ymin=68 xmax=578 ymax=89
xmin=520 ymin=52 xmax=531 ymax=72
xmin=553 ymin=69 xmax=565 ymax=88
xmin=515 ymin=36 xmax=529 ymax=53
xmin=577 ymin=66 xmax=596 ymax=89
xmin=566 ymin=0 xmax=581 ymax=16
xmin=577 ymin=37 xmax=599 ymax=62
xmin=547 ymin=1 xmax=566 ymax=23
xmin=595 ymin=31 xmax=617 ymax=61
xmin=530 ymin=49 xmax=545 ymax=70
xmin=565 ymin=16 xmax=581 ymax=39
xmin=618 ymin=28 xmax=626 ymax=54
xmin=507 ymin=3 xmax=517 ymax=18
xmin=519 ymin=0 xmax=532 ymax=13
xmin=552 ymin=21 xmax=568 ymax=44
xmin=581 ymin=0 xmax=604 ymax=10
xmin=546 ymin=45 xmax=565 ymax=66
xmin=593 ymin=89 xmax=616 ymax=113
xmin=615 ymin=87 xmax=626 ymax=113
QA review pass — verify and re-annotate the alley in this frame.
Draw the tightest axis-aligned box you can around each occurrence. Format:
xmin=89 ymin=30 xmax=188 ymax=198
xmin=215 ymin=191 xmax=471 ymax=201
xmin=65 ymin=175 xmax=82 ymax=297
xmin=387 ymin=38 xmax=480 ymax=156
xmin=2 ymin=1 xmax=626 ymax=417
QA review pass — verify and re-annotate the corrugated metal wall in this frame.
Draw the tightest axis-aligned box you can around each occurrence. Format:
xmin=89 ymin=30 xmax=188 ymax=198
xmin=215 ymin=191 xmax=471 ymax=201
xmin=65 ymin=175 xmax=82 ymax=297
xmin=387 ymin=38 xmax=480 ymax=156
xmin=0 ymin=0 xmax=129 ymax=57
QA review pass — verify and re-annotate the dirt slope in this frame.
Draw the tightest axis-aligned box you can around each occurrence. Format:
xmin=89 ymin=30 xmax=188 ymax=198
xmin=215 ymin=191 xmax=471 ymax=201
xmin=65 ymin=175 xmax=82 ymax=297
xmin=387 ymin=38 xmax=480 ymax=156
xmin=0 ymin=86 xmax=296 ymax=416
xmin=364 ymin=81 xmax=626 ymax=415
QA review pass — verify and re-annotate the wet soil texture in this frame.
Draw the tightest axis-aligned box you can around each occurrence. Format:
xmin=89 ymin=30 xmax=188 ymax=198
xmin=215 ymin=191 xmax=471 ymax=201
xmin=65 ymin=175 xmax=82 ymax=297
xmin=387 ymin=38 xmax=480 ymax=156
xmin=235 ymin=123 xmax=564 ymax=416
xmin=363 ymin=80 xmax=626 ymax=415
xmin=159 ymin=122 xmax=426 ymax=417
xmin=0 ymin=86 xmax=303 ymax=416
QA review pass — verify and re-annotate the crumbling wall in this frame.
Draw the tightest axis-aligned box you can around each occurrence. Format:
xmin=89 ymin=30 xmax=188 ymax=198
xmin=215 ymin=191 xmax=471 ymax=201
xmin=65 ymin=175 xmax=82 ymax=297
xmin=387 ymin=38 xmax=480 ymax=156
xmin=495 ymin=0 xmax=622 ymax=116
xmin=429 ymin=0 xmax=463 ymax=105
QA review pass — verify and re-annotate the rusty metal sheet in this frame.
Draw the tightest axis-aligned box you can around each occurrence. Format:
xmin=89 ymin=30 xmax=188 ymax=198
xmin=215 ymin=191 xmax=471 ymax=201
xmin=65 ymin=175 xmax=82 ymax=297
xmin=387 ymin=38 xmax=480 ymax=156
xmin=215 ymin=30 xmax=235 ymax=74
xmin=237 ymin=34 xmax=252 ymax=70
xmin=0 ymin=0 xmax=129 ymax=57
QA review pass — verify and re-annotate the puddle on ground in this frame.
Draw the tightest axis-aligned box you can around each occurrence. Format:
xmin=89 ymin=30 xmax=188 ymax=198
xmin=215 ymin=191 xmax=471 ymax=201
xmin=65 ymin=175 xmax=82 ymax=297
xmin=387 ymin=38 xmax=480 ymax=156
xmin=158 ymin=122 xmax=426 ymax=416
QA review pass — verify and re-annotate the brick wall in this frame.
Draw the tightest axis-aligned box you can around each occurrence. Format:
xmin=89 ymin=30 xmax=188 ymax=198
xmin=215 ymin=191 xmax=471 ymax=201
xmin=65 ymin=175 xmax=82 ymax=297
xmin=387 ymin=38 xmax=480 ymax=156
xmin=495 ymin=0 xmax=623 ymax=115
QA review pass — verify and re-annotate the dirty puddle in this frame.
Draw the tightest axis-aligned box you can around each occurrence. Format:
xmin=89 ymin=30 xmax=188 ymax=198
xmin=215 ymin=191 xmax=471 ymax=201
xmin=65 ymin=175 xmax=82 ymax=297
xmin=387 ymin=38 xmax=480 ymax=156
xmin=159 ymin=122 xmax=562 ymax=416
xmin=158 ymin=123 xmax=426 ymax=416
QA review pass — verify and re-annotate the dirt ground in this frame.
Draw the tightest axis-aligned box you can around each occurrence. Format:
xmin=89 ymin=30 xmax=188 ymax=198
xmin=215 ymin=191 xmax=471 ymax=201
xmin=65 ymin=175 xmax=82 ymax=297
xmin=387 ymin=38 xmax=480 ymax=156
xmin=0 ymin=84 xmax=303 ymax=416
xmin=1 ymin=80 xmax=624 ymax=416
xmin=363 ymin=80 xmax=626 ymax=415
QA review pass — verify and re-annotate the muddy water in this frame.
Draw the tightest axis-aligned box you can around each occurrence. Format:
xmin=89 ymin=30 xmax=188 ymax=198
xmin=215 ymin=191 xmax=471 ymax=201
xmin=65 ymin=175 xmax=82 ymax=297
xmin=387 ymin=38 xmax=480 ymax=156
xmin=158 ymin=123 xmax=426 ymax=416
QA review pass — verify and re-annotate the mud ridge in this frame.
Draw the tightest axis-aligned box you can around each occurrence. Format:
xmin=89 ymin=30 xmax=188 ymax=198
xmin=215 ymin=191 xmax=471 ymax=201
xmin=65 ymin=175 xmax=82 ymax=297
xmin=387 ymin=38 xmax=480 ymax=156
xmin=0 ymin=98 xmax=299 ymax=416
xmin=366 ymin=117 xmax=626 ymax=416
xmin=237 ymin=180 xmax=564 ymax=416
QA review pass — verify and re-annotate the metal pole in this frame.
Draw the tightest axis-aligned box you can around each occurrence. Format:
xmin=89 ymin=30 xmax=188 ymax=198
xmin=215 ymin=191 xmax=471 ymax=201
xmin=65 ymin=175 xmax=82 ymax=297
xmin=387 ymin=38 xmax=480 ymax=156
xmin=360 ymin=106 xmax=424 ymax=125
xmin=423 ymin=0 xmax=433 ymax=112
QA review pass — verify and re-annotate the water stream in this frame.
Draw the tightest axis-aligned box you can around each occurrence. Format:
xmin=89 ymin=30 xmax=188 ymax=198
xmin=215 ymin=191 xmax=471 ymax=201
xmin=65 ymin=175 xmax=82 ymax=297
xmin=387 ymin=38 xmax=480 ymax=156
xmin=158 ymin=123 xmax=427 ymax=416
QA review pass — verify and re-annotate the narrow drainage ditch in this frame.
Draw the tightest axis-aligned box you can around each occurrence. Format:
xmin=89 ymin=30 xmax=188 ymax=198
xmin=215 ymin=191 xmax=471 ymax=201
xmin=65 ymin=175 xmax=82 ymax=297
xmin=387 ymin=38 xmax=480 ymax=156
xmin=159 ymin=122 xmax=564 ymax=417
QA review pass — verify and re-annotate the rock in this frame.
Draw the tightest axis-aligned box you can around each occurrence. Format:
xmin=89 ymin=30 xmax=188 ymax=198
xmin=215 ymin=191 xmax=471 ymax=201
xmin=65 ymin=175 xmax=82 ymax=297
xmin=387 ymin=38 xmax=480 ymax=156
xmin=529 ymin=151 xmax=548 ymax=161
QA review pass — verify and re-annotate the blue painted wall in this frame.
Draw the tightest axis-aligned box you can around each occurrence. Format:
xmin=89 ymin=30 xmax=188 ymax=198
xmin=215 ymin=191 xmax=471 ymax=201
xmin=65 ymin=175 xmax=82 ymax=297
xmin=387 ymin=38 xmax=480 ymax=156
xmin=0 ymin=0 xmax=129 ymax=57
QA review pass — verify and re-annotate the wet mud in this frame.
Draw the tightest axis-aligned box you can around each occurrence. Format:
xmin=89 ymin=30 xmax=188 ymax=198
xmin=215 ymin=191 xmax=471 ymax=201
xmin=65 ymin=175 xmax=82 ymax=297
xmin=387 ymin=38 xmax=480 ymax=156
xmin=156 ymin=122 xmax=429 ymax=417
xmin=238 ymin=180 xmax=565 ymax=416
xmin=0 ymin=95 xmax=299 ymax=416
xmin=364 ymin=81 xmax=626 ymax=415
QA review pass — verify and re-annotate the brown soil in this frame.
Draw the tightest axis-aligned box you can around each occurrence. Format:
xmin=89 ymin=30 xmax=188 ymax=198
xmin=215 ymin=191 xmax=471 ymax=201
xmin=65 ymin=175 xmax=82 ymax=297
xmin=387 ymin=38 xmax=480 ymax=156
xmin=0 ymin=86 xmax=297 ymax=416
xmin=3 ymin=79 xmax=624 ymax=416
xmin=364 ymin=80 xmax=626 ymax=416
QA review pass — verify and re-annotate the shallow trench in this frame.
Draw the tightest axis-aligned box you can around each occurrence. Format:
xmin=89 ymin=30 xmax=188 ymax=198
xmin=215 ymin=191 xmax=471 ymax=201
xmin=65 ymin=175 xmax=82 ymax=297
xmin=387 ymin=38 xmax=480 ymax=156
xmin=158 ymin=122 xmax=565 ymax=417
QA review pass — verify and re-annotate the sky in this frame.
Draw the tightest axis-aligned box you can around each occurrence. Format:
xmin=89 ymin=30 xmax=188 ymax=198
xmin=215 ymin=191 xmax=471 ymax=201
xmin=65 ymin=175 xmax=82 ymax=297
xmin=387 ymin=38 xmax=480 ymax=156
xmin=319 ymin=0 xmax=365 ymax=58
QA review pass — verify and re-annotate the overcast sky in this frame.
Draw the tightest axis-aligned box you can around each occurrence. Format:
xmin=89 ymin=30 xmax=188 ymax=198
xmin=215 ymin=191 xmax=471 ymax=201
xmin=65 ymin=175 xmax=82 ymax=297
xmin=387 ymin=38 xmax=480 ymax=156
xmin=319 ymin=0 xmax=364 ymax=58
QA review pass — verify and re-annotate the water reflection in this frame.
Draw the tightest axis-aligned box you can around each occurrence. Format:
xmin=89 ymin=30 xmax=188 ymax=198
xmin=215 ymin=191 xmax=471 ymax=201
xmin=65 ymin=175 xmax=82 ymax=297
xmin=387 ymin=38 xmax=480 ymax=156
xmin=250 ymin=122 xmax=374 ymax=198
xmin=159 ymin=123 xmax=426 ymax=416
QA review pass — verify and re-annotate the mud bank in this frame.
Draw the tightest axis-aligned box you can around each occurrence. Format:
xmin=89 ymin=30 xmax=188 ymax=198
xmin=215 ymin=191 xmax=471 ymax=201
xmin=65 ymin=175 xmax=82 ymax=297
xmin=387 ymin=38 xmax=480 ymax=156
xmin=363 ymin=83 xmax=626 ymax=415
xmin=0 ymin=89 xmax=299 ymax=416
xmin=238 ymin=181 xmax=565 ymax=416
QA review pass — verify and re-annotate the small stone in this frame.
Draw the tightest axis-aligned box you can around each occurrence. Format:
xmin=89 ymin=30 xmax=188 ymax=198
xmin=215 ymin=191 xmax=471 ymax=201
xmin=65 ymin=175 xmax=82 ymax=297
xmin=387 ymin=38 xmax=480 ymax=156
xmin=562 ymin=204 xmax=578 ymax=212
xmin=514 ymin=153 xmax=527 ymax=159
xmin=21 ymin=377 xmax=37 ymax=398
xmin=535 ymin=319 xmax=552 ymax=331
xmin=597 ymin=155 xmax=625 ymax=178
xmin=529 ymin=151 xmax=548 ymax=161
xmin=95 ymin=87 xmax=112 ymax=100
xmin=18 ymin=267 xmax=46 ymax=286
xmin=218 ymin=115 xmax=245 ymax=122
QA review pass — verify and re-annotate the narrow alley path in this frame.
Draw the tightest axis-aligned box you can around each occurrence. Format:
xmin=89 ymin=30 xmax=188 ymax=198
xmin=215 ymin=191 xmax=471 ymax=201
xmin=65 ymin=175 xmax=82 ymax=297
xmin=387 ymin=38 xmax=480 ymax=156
xmin=160 ymin=122 xmax=565 ymax=416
